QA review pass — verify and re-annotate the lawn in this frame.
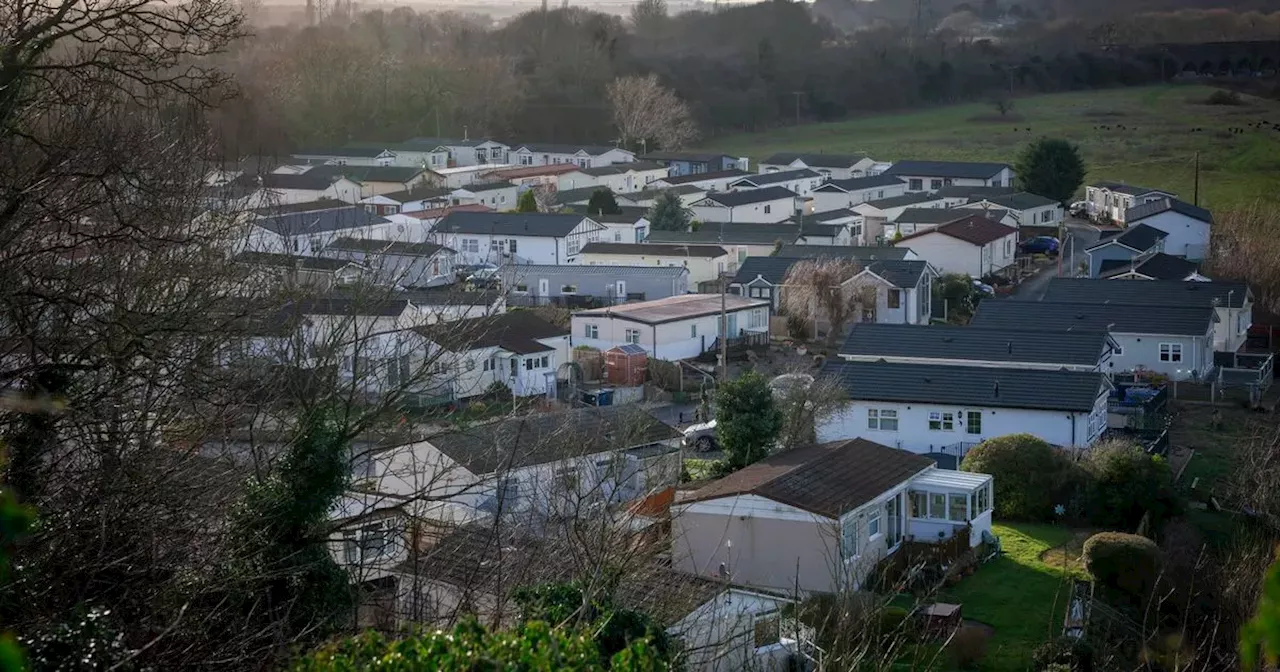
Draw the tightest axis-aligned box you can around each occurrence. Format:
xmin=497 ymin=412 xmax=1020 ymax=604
xmin=943 ymin=523 xmax=1085 ymax=672
xmin=698 ymin=84 xmax=1280 ymax=210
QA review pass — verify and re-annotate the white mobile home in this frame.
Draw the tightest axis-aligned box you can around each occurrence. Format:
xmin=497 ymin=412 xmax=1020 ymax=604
xmin=573 ymin=294 xmax=770 ymax=360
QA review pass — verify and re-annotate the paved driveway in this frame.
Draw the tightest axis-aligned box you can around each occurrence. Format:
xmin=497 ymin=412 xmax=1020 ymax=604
xmin=1010 ymin=219 xmax=1103 ymax=300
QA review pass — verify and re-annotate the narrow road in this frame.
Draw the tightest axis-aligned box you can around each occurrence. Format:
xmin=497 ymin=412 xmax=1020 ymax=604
xmin=1010 ymin=219 xmax=1103 ymax=301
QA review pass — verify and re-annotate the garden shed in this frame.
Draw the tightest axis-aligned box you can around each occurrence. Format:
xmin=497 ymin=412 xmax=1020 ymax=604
xmin=605 ymin=343 xmax=648 ymax=387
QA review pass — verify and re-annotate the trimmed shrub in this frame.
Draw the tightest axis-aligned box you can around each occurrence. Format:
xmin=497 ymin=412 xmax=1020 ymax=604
xmin=1082 ymin=532 xmax=1161 ymax=599
xmin=1032 ymin=635 xmax=1095 ymax=671
xmin=1082 ymin=439 xmax=1180 ymax=530
xmin=947 ymin=624 xmax=990 ymax=669
xmin=961 ymin=434 xmax=1086 ymax=521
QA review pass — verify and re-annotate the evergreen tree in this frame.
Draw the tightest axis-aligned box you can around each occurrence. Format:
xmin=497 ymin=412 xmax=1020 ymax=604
xmin=1015 ymin=137 xmax=1087 ymax=204
xmin=714 ymin=371 xmax=783 ymax=470
xmin=646 ymin=192 xmax=691 ymax=232
xmin=517 ymin=189 xmax=538 ymax=212
xmin=587 ymin=188 xmax=622 ymax=216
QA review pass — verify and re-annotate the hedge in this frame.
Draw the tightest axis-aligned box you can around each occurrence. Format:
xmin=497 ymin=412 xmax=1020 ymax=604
xmin=1082 ymin=532 xmax=1162 ymax=599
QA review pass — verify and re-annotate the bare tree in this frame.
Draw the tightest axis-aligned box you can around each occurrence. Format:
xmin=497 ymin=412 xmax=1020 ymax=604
xmin=1207 ymin=203 xmax=1280 ymax=313
xmin=773 ymin=373 xmax=847 ymax=452
xmin=779 ymin=258 xmax=874 ymax=347
xmin=606 ymin=74 xmax=698 ymax=151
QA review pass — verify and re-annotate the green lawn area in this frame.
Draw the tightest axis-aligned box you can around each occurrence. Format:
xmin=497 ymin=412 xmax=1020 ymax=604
xmin=943 ymin=523 xmax=1085 ymax=672
xmin=1170 ymin=403 xmax=1257 ymax=495
xmin=698 ymin=84 xmax=1280 ymax=210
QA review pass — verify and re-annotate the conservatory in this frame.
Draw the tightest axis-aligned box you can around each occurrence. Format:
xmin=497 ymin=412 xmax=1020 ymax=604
xmin=906 ymin=469 xmax=994 ymax=547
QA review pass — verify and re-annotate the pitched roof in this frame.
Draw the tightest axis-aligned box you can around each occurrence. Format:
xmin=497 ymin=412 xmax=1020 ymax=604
xmin=424 ymin=405 xmax=680 ymax=474
xmin=306 ymin=164 xmax=426 ymax=184
xmin=760 ymin=152 xmax=869 ymax=169
xmin=232 ymin=251 xmax=357 ymax=272
xmin=731 ymin=256 xmax=808 ymax=285
xmin=640 ymin=151 xmax=735 ymax=163
xmin=286 ymin=296 xmax=410 ymax=318
xmin=821 ymin=359 xmax=1107 ymax=412
xmin=773 ymin=245 xmax=914 ymax=261
xmin=374 ymin=185 xmax=453 ymax=203
xmin=861 ymin=192 xmax=946 ymax=210
xmin=398 ymin=136 xmax=490 ymax=149
xmin=293 ymin=146 xmax=388 ymax=158
xmin=324 ymin=238 xmax=449 ymax=257
xmin=1041 ymin=277 xmax=1249 ymax=308
xmin=730 ymin=169 xmax=821 ymax=187
xmin=969 ymin=299 xmax=1217 ymax=336
xmin=1089 ymin=181 xmax=1172 ymax=197
xmin=731 ymin=256 xmax=928 ymax=288
xmin=513 ymin=143 xmax=623 ymax=156
xmin=861 ymin=259 xmax=931 ymax=288
xmin=433 ymin=211 xmax=590 ymax=237
xmin=1125 ymin=197 xmax=1213 ymax=225
xmin=933 ymin=185 xmax=1018 ymax=199
xmin=620 ymin=185 xmax=706 ymax=201
xmin=893 ymin=208 xmax=971 ymax=225
xmin=1086 ymin=223 xmax=1167 ymax=252
xmin=696 ymin=186 xmax=797 ymax=207
xmin=681 ymin=439 xmax=934 ymax=519
xmin=485 ymin=164 xmax=581 ymax=179
xmin=415 ymin=310 xmax=567 ymax=355
xmin=454 ymin=181 xmax=518 ymax=194
xmin=573 ymin=161 xmax=667 ymax=176
xmin=884 ymin=160 xmax=1011 ymax=179
xmin=814 ymin=174 xmax=906 ymax=192
xmin=973 ymin=191 xmax=1059 ymax=210
xmin=1098 ymin=253 xmax=1203 ymax=280
xmin=400 ymin=204 xmax=494 ymax=220
xmin=254 ymin=207 xmax=389 ymax=235
xmin=840 ymin=323 xmax=1111 ymax=367
xmin=500 ymin=263 xmax=687 ymax=279
xmin=576 ymin=294 xmax=768 ymax=324
xmin=580 ymin=242 xmax=727 ymax=258
xmin=899 ymin=215 xmax=1016 ymax=245
xmin=658 ymin=169 xmax=751 ymax=185
xmin=553 ymin=186 xmax=605 ymax=205
xmin=255 ymin=171 xmax=346 ymax=191
xmin=250 ymin=198 xmax=349 ymax=216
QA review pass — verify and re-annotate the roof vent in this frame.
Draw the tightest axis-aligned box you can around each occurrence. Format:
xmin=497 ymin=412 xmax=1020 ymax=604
xmin=941 ymin=336 xmax=954 ymax=343
xmin=993 ymin=381 xmax=1000 ymax=397
xmin=923 ymin=377 xmax=932 ymax=384
xmin=1006 ymin=340 xmax=1013 ymax=354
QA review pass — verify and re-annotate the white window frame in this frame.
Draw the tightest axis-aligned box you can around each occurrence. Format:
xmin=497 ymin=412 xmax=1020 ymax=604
xmin=868 ymin=511 xmax=882 ymax=538
xmin=867 ymin=408 xmax=898 ymax=431
xmin=624 ymin=328 xmax=641 ymax=345
xmin=840 ymin=519 xmax=857 ymax=560
xmin=965 ymin=410 xmax=982 ymax=435
xmin=1159 ymin=342 xmax=1183 ymax=362
xmin=584 ymin=323 xmax=599 ymax=339
xmin=928 ymin=411 xmax=955 ymax=432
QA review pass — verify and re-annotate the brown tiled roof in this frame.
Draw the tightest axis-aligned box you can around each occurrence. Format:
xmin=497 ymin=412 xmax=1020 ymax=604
xmin=901 ymin=214 xmax=1015 ymax=246
xmin=682 ymin=439 xmax=934 ymax=519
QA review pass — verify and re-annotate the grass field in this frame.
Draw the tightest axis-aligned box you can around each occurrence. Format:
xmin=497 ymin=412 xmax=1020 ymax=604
xmin=699 ymin=85 xmax=1280 ymax=210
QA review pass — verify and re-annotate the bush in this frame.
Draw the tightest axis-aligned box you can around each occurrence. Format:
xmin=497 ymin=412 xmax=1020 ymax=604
xmin=878 ymin=605 xmax=910 ymax=635
xmin=1205 ymin=89 xmax=1244 ymax=106
xmin=1082 ymin=439 xmax=1180 ymax=530
xmin=1082 ymin=532 xmax=1161 ymax=600
xmin=947 ymin=624 xmax=990 ymax=669
xmin=786 ymin=314 xmax=811 ymax=339
xmin=1032 ymin=635 xmax=1095 ymax=672
xmin=961 ymin=434 xmax=1086 ymax=521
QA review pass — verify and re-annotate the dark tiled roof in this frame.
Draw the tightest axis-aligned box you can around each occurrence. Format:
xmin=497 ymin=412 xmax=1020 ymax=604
xmin=861 ymin=193 xmax=946 ymax=210
xmin=399 ymin=136 xmax=489 ymax=149
xmin=970 ymin=300 xmax=1216 ymax=336
xmin=576 ymin=294 xmax=767 ymax=324
xmin=789 ymin=209 xmax=858 ymax=225
xmin=773 ymin=245 xmax=914 ymax=261
xmin=255 ymin=207 xmax=389 ymax=235
xmin=821 ymin=360 xmax=1108 ymax=412
xmin=682 ymin=439 xmax=933 ymax=519
xmin=863 ymin=259 xmax=931 ymax=288
xmin=513 ymin=143 xmax=622 ymax=156
xmin=840 ymin=323 xmax=1111 ymax=367
xmin=286 ymin=296 xmax=410 ymax=318
xmin=251 ymin=198 xmax=349 ymax=216
xmin=581 ymin=242 xmax=726 ymax=258
xmin=659 ymin=169 xmax=750 ymax=185
xmin=552 ymin=186 xmax=603 ymax=205
xmin=1125 ymin=197 xmax=1213 ymax=225
xmin=884 ymin=160 xmax=1011 ymax=179
xmin=425 ymin=406 xmax=680 ymax=474
xmin=612 ymin=565 xmax=732 ymax=625
xmin=415 ymin=310 xmax=566 ymax=355
xmin=640 ymin=151 xmax=735 ymax=164
xmin=306 ymin=164 xmax=426 ymax=184
xmin=501 ymin=263 xmax=686 ymax=279
xmin=974 ymin=191 xmax=1059 ymax=210
xmin=1098 ymin=253 xmax=1202 ymax=280
xmin=1041 ymin=277 xmax=1249 ymax=308
xmin=732 ymin=256 xmax=927 ymax=288
xmin=324 ymin=238 xmax=449 ymax=257
xmin=729 ymin=169 xmax=821 ymax=187
xmin=574 ymin=161 xmax=666 ymax=176
xmin=894 ymin=208 xmax=970 ymax=225
xmin=645 ymin=223 xmax=808 ymax=246
xmin=933 ymin=185 xmax=1018 ymax=199
xmin=621 ymin=185 xmax=705 ymax=201
xmin=1086 ymin=223 xmax=1167 ymax=252
xmin=1089 ymin=181 xmax=1171 ymax=197
xmin=233 ymin=251 xmax=356 ymax=272
xmin=697 ymin=186 xmax=797 ymax=207
xmin=901 ymin=215 xmax=1016 ymax=245
xmin=814 ymin=174 xmax=906 ymax=192
xmin=256 ymin=171 xmax=343 ymax=191
xmin=434 ymin=211 xmax=589 ymax=237
xmin=293 ymin=146 xmax=388 ymax=158
xmin=375 ymin=185 xmax=453 ymax=203
xmin=731 ymin=257 xmax=804 ymax=285
xmin=760 ymin=152 xmax=869 ymax=169
xmin=455 ymin=181 xmax=519 ymax=194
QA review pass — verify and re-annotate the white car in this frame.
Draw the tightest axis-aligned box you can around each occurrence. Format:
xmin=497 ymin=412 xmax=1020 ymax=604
xmin=682 ymin=420 xmax=717 ymax=452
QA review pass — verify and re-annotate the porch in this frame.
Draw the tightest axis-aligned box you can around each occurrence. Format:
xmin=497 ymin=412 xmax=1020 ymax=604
xmin=907 ymin=470 xmax=994 ymax=547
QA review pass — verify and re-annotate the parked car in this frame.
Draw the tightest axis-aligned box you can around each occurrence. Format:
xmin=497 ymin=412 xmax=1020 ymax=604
xmin=1020 ymin=236 xmax=1060 ymax=256
xmin=682 ymin=420 xmax=717 ymax=452
xmin=1069 ymin=201 xmax=1088 ymax=217
xmin=972 ymin=279 xmax=995 ymax=295
xmin=465 ymin=263 xmax=500 ymax=285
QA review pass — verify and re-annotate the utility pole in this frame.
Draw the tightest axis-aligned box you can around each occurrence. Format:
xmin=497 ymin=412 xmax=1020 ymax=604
xmin=1193 ymin=151 xmax=1201 ymax=206
xmin=718 ymin=221 xmax=729 ymax=382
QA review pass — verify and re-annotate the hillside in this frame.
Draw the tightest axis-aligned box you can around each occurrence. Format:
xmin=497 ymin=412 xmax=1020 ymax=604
xmin=699 ymin=84 xmax=1280 ymax=209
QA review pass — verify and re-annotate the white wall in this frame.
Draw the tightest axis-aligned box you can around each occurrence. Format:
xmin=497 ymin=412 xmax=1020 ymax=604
xmin=669 ymin=589 xmax=795 ymax=672
xmin=579 ymin=251 xmax=727 ymax=286
xmin=896 ymin=231 xmax=1015 ymax=278
xmin=572 ymin=306 xmax=768 ymax=360
xmin=1102 ymin=332 xmax=1213 ymax=380
xmin=810 ymin=183 xmax=907 ymax=213
xmin=1132 ymin=212 xmax=1211 ymax=260
xmin=692 ymin=197 xmax=797 ymax=224
xmin=897 ymin=168 xmax=1015 ymax=193
xmin=816 ymin=397 xmax=1106 ymax=453
xmin=452 ymin=184 xmax=520 ymax=210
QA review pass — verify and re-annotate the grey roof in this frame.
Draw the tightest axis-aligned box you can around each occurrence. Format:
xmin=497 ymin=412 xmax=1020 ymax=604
xmin=821 ymin=359 xmax=1107 ymax=413
xmin=1086 ymin=223 xmax=1167 ymax=253
xmin=814 ymin=174 xmax=906 ymax=192
xmin=933 ymin=185 xmax=1018 ymax=199
xmin=620 ymin=185 xmax=705 ymax=203
xmin=645 ymin=223 xmax=809 ymax=246
xmin=513 ymin=143 xmax=622 ymax=156
xmin=324 ymin=238 xmax=449 ymax=257
xmin=574 ymin=161 xmax=666 ymax=176
xmin=553 ymin=186 xmax=603 ymax=205
xmin=731 ymin=257 xmax=806 ymax=285
xmin=455 ymin=181 xmax=518 ymax=194
xmin=1089 ymin=181 xmax=1171 ymax=197
xmin=1041 ymin=277 xmax=1248 ymax=308
xmin=287 ymin=296 xmax=410 ymax=318
xmin=729 ymin=169 xmax=821 ymax=187
xmin=760 ymin=152 xmax=869 ymax=169
xmin=306 ymin=164 xmax=426 ymax=184
xmin=1098 ymin=253 xmax=1202 ymax=280
xmin=863 ymin=259 xmax=931 ymax=288
xmin=789 ymin=209 xmax=857 ymax=225
xmin=970 ymin=300 xmax=1216 ymax=336
xmin=255 ymin=207 xmax=389 ymax=235
xmin=293 ymin=146 xmax=388 ymax=158
xmin=251 ymin=198 xmax=349 ymax=216
xmin=862 ymin=192 xmax=946 ymax=210
xmin=697 ymin=186 xmax=797 ymax=207
xmin=500 ymin=263 xmax=687 ymax=279
xmin=640 ymin=151 xmax=735 ymax=164
xmin=885 ymin=160 xmax=1011 ymax=179
xmin=565 ymin=209 xmax=647 ymax=224
xmin=434 ymin=211 xmax=590 ymax=237
xmin=376 ymin=186 xmax=453 ymax=203
xmin=732 ymin=256 xmax=927 ymax=288
xmin=580 ymin=242 xmax=726 ymax=258
xmin=423 ymin=406 xmax=680 ymax=474
xmin=398 ymin=136 xmax=491 ymax=149
xmin=840 ymin=323 xmax=1112 ymax=367
xmin=233 ymin=251 xmax=357 ymax=272
xmin=414 ymin=310 xmax=567 ymax=356
xmin=659 ymin=169 xmax=750 ymax=185
xmin=773 ymin=245 xmax=914 ymax=261
xmin=255 ymin=171 xmax=344 ymax=191
xmin=1125 ymin=197 xmax=1213 ymax=225
xmin=973 ymin=192 xmax=1059 ymax=210
xmin=894 ymin=208 xmax=971 ymax=225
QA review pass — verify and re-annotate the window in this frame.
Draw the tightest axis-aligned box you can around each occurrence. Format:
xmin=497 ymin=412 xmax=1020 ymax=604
xmin=553 ymin=467 xmax=579 ymax=495
xmin=497 ymin=477 xmax=520 ymax=509
xmin=887 ymin=289 xmax=902 ymax=309
xmin=562 ymin=284 xmax=578 ymax=293
xmin=690 ymin=324 xmax=697 ymax=338
xmin=1041 ymin=210 xmax=1053 ymax=223
xmin=514 ymin=283 xmax=528 ymax=293
xmin=868 ymin=512 xmax=882 ymax=538
xmin=308 ymin=236 xmax=323 ymax=252
xmin=910 ymin=491 xmax=929 ymax=518
xmin=625 ymin=329 xmax=641 ymax=345
xmin=1159 ymin=343 xmax=1183 ymax=362
xmin=584 ymin=324 xmax=598 ymax=339
xmin=614 ymin=232 xmax=622 ymax=242
xmin=1005 ymin=239 xmax=1013 ymax=256
xmin=949 ymin=493 xmax=969 ymax=522
xmin=930 ymin=493 xmax=947 ymax=520
xmin=877 ymin=189 xmax=885 ymax=198
xmin=966 ymin=410 xmax=982 ymax=435
xmin=748 ymin=286 xmax=772 ymax=299
xmin=867 ymin=408 xmax=899 ymax=431
xmin=462 ymin=239 xmax=480 ymax=253
xmin=508 ymin=239 xmax=517 ymax=254
xmin=748 ymin=309 xmax=765 ymax=329
xmin=930 ymin=179 xmax=943 ymax=190
xmin=753 ymin=612 xmax=781 ymax=649
xmin=764 ymin=204 xmax=772 ymax=214
xmin=483 ymin=357 xmax=495 ymax=372
xmin=978 ymin=484 xmax=991 ymax=513
xmin=520 ymin=154 xmax=533 ymax=166
xmin=909 ymin=179 xmax=923 ymax=191
xmin=524 ymin=358 xmax=535 ymax=371
xmin=343 ymin=522 xmax=395 ymax=564
xmin=1113 ymin=344 xmax=1123 ymax=356
xmin=928 ymin=411 xmax=955 ymax=431
xmin=465 ymin=358 xmax=476 ymax=372
xmin=840 ymin=520 xmax=858 ymax=559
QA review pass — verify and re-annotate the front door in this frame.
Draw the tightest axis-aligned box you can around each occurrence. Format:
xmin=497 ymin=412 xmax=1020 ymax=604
xmin=615 ymin=281 xmax=626 ymax=300
xmin=538 ymin=278 xmax=549 ymax=299
xmin=726 ymin=313 xmax=738 ymax=338
xmin=886 ymin=494 xmax=902 ymax=548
